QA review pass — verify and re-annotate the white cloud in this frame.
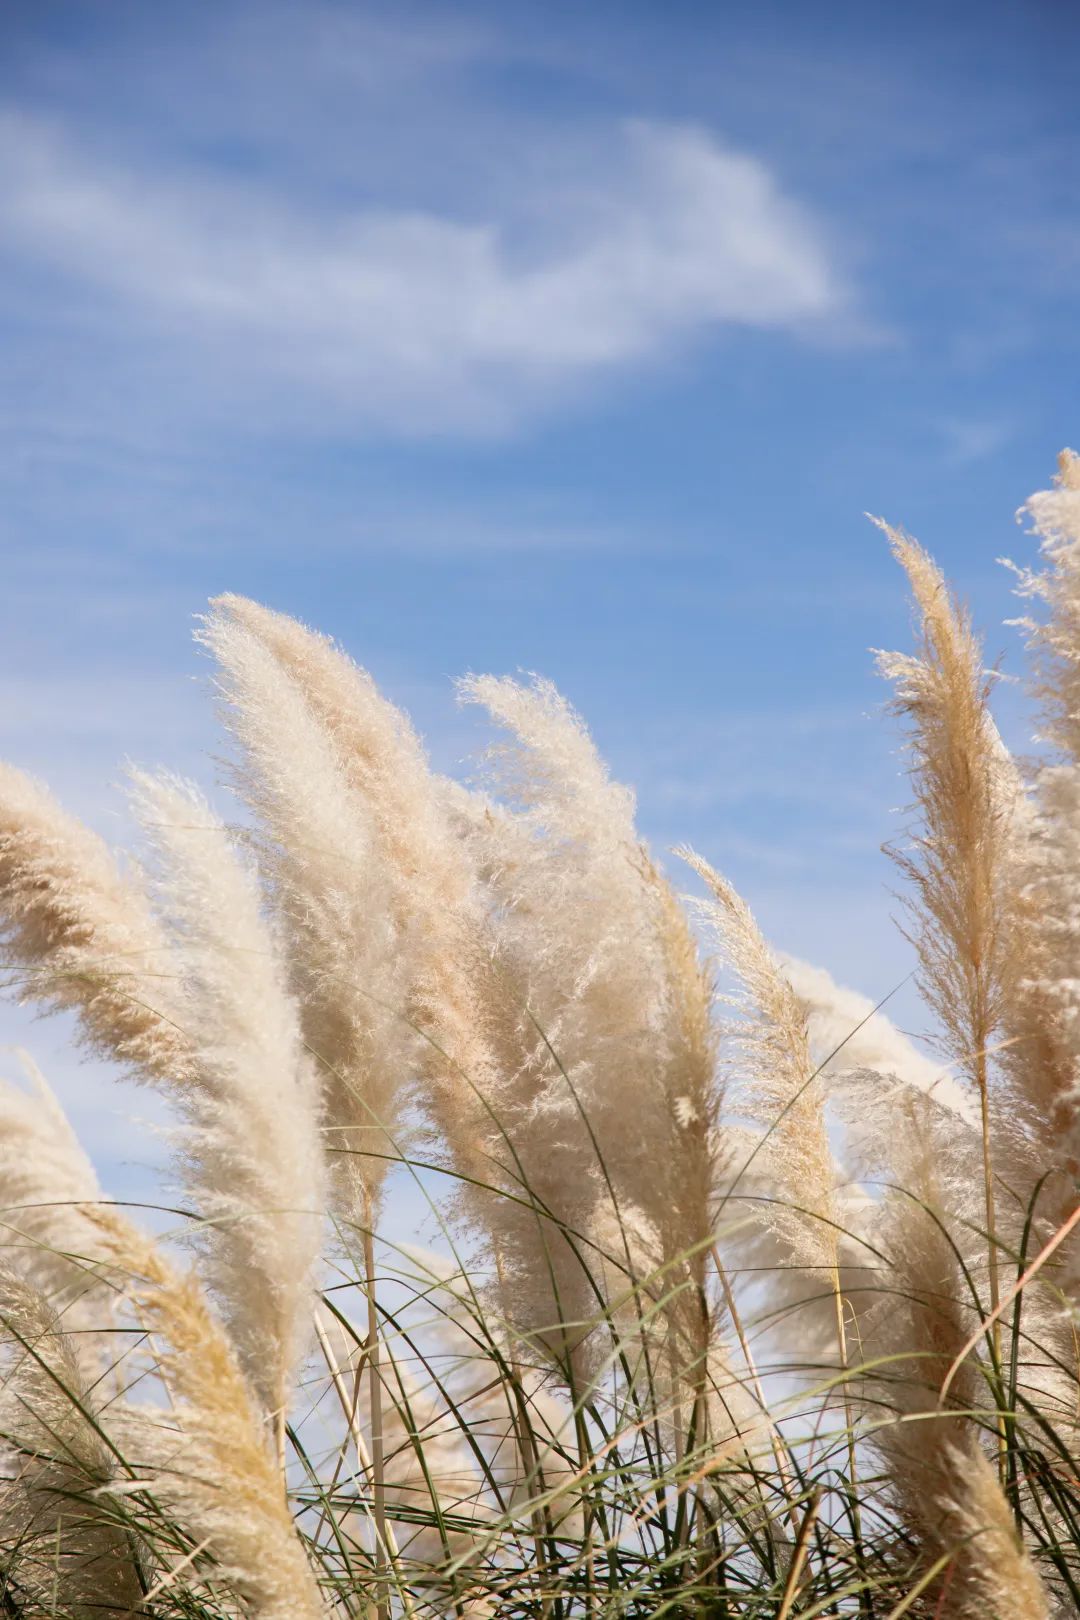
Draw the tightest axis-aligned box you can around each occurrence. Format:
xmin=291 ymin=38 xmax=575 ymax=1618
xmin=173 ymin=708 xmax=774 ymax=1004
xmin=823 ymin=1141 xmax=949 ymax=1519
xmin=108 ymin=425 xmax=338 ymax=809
xmin=0 ymin=111 xmax=845 ymax=433
xmin=937 ymin=416 xmax=1013 ymax=465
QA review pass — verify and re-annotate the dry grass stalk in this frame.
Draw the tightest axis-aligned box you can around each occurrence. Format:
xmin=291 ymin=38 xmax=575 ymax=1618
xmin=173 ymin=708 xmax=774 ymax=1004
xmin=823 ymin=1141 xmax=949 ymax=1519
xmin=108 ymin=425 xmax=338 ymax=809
xmin=876 ymin=525 xmax=1022 ymax=1353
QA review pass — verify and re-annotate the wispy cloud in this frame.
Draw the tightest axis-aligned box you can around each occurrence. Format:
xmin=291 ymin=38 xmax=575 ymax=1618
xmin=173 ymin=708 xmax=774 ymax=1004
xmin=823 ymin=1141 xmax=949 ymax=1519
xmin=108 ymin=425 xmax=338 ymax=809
xmin=0 ymin=110 xmax=846 ymax=435
xmin=936 ymin=416 xmax=1013 ymax=465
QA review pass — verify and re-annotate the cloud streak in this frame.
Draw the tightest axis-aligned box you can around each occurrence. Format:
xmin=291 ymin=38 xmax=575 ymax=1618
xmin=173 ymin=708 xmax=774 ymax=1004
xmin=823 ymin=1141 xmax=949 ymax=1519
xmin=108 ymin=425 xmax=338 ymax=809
xmin=0 ymin=111 xmax=844 ymax=434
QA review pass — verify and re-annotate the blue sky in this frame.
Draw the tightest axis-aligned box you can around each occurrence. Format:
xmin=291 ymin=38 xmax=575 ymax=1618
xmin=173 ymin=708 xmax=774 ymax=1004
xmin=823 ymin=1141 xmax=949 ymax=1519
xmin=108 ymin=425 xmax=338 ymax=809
xmin=1 ymin=0 xmax=1077 ymax=1181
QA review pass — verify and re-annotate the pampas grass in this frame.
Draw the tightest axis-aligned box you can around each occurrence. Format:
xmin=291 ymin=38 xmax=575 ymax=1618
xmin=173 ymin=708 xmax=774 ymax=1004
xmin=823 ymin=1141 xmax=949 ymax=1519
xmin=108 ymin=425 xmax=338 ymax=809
xmin=89 ymin=1207 xmax=326 ymax=1620
xmin=3 ymin=454 xmax=1080 ymax=1614
xmin=208 ymin=596 xmax=495 ymax=1181
xmin=677 ymin=849 xmax=839 ymax=1281
xmin=129 ymin=771 xmax=326 ymax=1434
xmin=0 ymin=1059 xmax=108 ymax=1311
xmin=198 ymin=606 xmax=414 ymax=1225
xmin=0 ymin=1271 xmax=147 ymax=1617
xmin=0 ymin=765 xmax=187 ymax=1083
xmin=997 ymin=455 xmax=1080 ymax=1296
xmin=875 ymin=527 xmax=1022 ymax=1343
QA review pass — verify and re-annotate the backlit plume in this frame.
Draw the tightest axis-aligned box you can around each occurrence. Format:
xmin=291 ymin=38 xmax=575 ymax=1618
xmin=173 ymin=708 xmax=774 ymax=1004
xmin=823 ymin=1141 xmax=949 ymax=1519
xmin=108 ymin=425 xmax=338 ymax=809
xmin=0 ymin=455 xmax=1074 ymax=1612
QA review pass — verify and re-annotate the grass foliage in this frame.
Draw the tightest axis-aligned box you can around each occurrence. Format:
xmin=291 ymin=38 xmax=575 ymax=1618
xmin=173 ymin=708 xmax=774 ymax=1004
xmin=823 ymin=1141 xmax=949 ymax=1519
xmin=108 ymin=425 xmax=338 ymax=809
xmin=1 ymin=455 xmax=1080 ymax=1616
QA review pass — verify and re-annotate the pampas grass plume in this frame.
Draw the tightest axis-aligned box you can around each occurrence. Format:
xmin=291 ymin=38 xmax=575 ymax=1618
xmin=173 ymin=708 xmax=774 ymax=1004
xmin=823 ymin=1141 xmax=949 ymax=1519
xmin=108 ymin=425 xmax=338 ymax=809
xmin=92 ymin=1208 xmax=326 ymax=1620
xmin=197 ymin=608 xmax=412 ymax=1220
xmin=0 ymin=1057 xmax=107 ymax=1311
xmin=209 ymin=595 xmax=499 ymax=1198
xmin=677 ymin=848 xmax=837 ymax=1276
xmin=0 ymin=1271 xmax=146 ymax=1617
xmin=1 ymin=457 xmax=1078 ymax=1614
xmin=0 ymin=763 xmax=186 ymax=1082
xmin=129 ymin=770 xmax=326 ymax=1422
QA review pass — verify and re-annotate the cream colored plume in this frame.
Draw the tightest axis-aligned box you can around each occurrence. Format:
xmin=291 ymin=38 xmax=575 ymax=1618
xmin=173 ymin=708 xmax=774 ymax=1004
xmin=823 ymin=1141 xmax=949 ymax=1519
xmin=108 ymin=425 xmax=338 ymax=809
xmin=197 ymin=608 xmax=415 ymax=1219
xmin=458 ymin=674 xmax=726 ymax=1383
xmin=0 ymin=1079 xmax=146 ymax=1611
xmin=0 ymin=1270 xmax=147 ymax=1618
xmin=862 ymin=1140 xmax=1047 ymax=1617
xmin=1014 ymin=447 xmax=1080 ymax=763
xmin=622 ymin=861 xmax=727 ymax=1441
xmin=211 ymin=594 xmax=468 ymax=903
xmin=938 ymin=1445 xmax=1050 ymax=1619
xmin=678 ymin=848 xmax=838 ymax=1277
xmin=129 ymin=770 xmax=327 ymax=1421
xmin=875 ymin=524 xmax=1021 ymax=1090
xmin=996 ymin=452 xmax=1080 ymax=1304
xmin=877 ymin=523 xmax=1025 ymax=1358
xmin=453 ymin=672 xmax=658 ymax=1364
xmin=0 ymin=762 xmax=187 ymax=1082
xmin=777 ymin=953 xmax=980 ymax=1258
xmin=998 ymin=765 xmax=1080 ymax=1205
xmin=92 ymin=1209 xmax=326 ymax=1620
xmin=207 ymin=594 xmax=498 ymax=1201
xmin=0 ymin=1057 xmax=107 ymax=1313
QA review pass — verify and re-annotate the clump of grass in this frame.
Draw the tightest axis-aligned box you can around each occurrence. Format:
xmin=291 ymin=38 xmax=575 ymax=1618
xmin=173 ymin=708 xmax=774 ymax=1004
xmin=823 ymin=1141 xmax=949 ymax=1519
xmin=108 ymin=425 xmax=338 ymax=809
xmin=0 ymin=454 xmax=1078 ymax=1617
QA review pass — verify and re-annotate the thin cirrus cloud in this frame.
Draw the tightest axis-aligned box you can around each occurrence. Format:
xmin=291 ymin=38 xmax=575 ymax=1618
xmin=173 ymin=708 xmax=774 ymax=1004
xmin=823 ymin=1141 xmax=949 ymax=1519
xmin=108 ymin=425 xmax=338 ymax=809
xmin=0 ymin=110 xmax=847 ymax=435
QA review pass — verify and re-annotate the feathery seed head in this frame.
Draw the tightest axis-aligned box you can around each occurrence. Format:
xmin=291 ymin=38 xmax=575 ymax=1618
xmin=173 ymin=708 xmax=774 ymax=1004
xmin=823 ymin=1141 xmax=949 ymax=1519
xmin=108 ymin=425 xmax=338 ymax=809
xmin=0 ymin=1271 xmax=147 ymax=1616
xmin=91 ymin=1209 xmax=326 ymax=1620
xmin=129 ymin=769 xmax=327 ymax=1418
xmin=678 ymin=847 xmax=838 ymax=1274
xmin=0 ymin=762 xmax=188 ymax=1082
